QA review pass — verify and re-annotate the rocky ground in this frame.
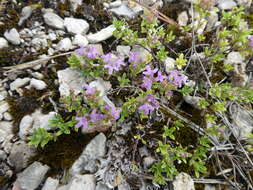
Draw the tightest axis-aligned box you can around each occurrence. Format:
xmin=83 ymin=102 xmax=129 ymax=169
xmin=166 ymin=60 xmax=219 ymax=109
xmin=0 ymin=0 xmax=253 ymax=190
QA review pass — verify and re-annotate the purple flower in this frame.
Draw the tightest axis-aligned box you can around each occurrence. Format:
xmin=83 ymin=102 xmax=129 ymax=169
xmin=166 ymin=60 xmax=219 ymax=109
xmin=128 ymin=51 xmax=139 ymax=63
xmin=84 ymin=84 xmax=96 ymax=95
xmin=110 ymin=106 xmax=122 ymax=120
xmin=75 ymin=46 xmax=85 ymax=55
xmin=89 ymin=109 xmax=105 ymax=123
xmin=75 ymin=45 xmax=100 ymax=59
xmin=249 ymin=36 xmax=253 ymax=47
xmin=75 ymin=116 xmax=88 ymax=129
xmin=143 ymin=65 xmax=158 ymax=77
xmin=141 ymin=76 xmax=153 ymax=90
xmin=165 ymin=90 xmax=173 ymax=97
xmin=168 ymin=70 xmax=188 ymax=88
xmin=101 ymin=53 xmax=113 ymax=63
xmin=156 ymin=71 xmax=167 ymax=82
xmin=138 ymin=103 xmax=155 ymax=115
xmin=146 ymin=94 xmax=159 ymax=109
xmin=104 ymin=55 xmax=126 ymax=75
xmin=105 ymin=105 xmax=122 ymax=120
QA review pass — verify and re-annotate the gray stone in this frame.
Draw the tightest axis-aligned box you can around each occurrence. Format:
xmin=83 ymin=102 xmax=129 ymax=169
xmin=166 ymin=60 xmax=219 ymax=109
xmin=0 ymin=37 xmax=9 ymax=49
xmin=43 ymin=12 xmax=64 ymax=29
xmin=183 ymin=96 xmax=202 ymax=110
xmin=87 ymin=25 xmax=115 ymax=43
xmin=118 ymin=183 xmax=131 ymax=190
xmin=204 ymin=185 xmax=216 ymax=190
xmin=8 ymin=141 xmax=37 ymax=172
xmin=19 ymin=115 xmax=33 ymax=140
xmin=143 ymin=156 xmax=156 ymax=168
xmin=131 ymin=45 xmax=151 ymax=64
xmin=89 ymin=79 xmax=111 ymax=97
xmin=116 ymin=45 xmax=131 ymax=57
xmin=64 ymin=17 xmax=89 ymax=35
xmin=218 ymin=0 xmax=237 ymax=10
xmin=67 ymin=175 xmax=96 ymax=190
xmin=96 ymin=182 xmax=110 ymax=190
xmin=3 ymin=112 xmax=13 ymax=121
xmin=10 ymin=78 xmax=30 ymax=91
xmin=57 ymin=68 xmax=87 ymax=96
xmin=19 ymin=109 xmax=56 ymax=140
xmin=30 ymin=78 xmax=47 ymax=90
xmin=18 ymin=6 xmax=33 ymax=26
xmin=70 ymin=133 xmax=106 ymax=175
xmin=72 ymin=34 xmax=89 ymax=46
xmin=31 ymin=38 xmax=48 ymax=50
xmin=0 ymin=101 xmax=9 ymax=114
xmin=56 ymin=38 xmax=72 ymax=51
xmin=42 ymin=177 xmax=59 ymax=190
xmin=109 ymin=4 xmax=136 ymax=19
xmin=109 ymin=0 xmax=122 ymax=8
xmin=0 ymin=121 xmax=13 ymax=143
xmin=173 ymin=173 xmax=195 ymax=190
xmin=224 ymin=51 xmax=244 ymax=64
xmin=4 ymin=28 xmax=21 ymax=45
xmin=177 ymin=11 xmax=188 ymax=27
xmin=231 ymin=105 xmax=253 ymax=139
xmin=0 ymin=150 xmax=7 ymax=161
xmin=16 ymin=162 xmax=50 ymax=190
xmin=206 ymin=11 xmax=219 ymax=30
xmin=69 ymin=0 xmax=82 ymax=11
xmin=164 ymin=57 xmax=175 ymax=73
xmin=237 ymin=0 xmax=252 ymax=7
xmin=0 ymin=91 xmax=8 ymax=101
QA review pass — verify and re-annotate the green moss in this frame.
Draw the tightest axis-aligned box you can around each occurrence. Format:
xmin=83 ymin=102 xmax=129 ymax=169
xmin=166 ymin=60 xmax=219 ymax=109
xmin=31 ymin=132 xmax=97 ymax=177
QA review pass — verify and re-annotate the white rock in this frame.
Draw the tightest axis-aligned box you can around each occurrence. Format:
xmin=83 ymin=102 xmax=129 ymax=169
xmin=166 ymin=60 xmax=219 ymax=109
xmin=206 ymin=11 xmax=219 ymax=30
xmin=4 ymin=28 xmax=21 ymax=45
xmin=183 ymin=96 xmax=202 ymax=109
xmin=18 ymin=6 xmax=33 ymax=26
xmin=116 ymin=45 xmax=131 ymax=57
xmin=8 ymin=140 xmax=37 ymax=171
xmin=48 ymin=33 xmax=57 ymax=41
xmin=19 ymin=115 xmax=34 ymax=140
xmin=67 ymin=175 xmax=96 ymax=190
xmin=72 ymin=34 xmax=89 ymax=46
xmin=10 ymin=78 xmax=30 ymax=91
xmin=69 ymin=0 xmax=82 ymax=11
xmin=31 ymin=38 xmax=48 ymax=50
xmin=16 ymin=162 xmax=50 ymax=190
xmin=218 ymin=0 xmax=237 ymax=10
xmin=89 ymin=79 xmax=111 ymax=97
xmin=32 ymin=110 xmax=56 ymax=131
xmin=177 ymin=11 xmax=188 ymax=27
xmin=3 ymin=112 xmax=12 ymax=121
xmin=96 ymin=182 xmax=110 ymax=190
xmin=109 ymin=4 xmax=135 ymax=18
xmin=0 ymin=121 xmax=13 ymax=143
xmin=224 ymin=51 xmax=244 ymax=65
xmin=57 ymin=38 xmax=72 ymax=51
xmin=131 ymin=45 xmax=151 ymax=64
xmin=87 ymin=25 xmax=116 ymax=43
xmin=43 ymin=12 xmax=64 ymax=29
xmin=118 ymin=184 xmax=131 ymax=190
xmin=0 ymin=37 xmax=9 ymax=49
xmin=109 ymin=0 xmax=122 ymax=7
xmin=57 ymin=68 xmax=87 ymax=96
xmin=204 ymin=185 xmax=216 ymax=190
xmin=31 ymin=72 xmax=44 ymax=80
xmin=0 ymin=113 xmax=2 ymax=120
xmin=70 ymin=133 xmax=106 ymax=175
xmin=30 ymin=78 xmax=47 ymax=90
xmin=164 ymin=57 xmax=175 ymax=73
xmin=237 ymin=0 xmax=252 ymax=7
xmin=64 ymin=17 xmax=89 ymax=35
xmin=42 ymin=177 xmax=59 ymax=190
xmin=231 ymin=105 xmax=253 ymax=139
xmin=0 ymin=150 xmax=7 ymax=160
xmin=0 ymin=102 xmax=9 ymax=114
xmin=173 ymin=173 xmax=195 ymax=190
